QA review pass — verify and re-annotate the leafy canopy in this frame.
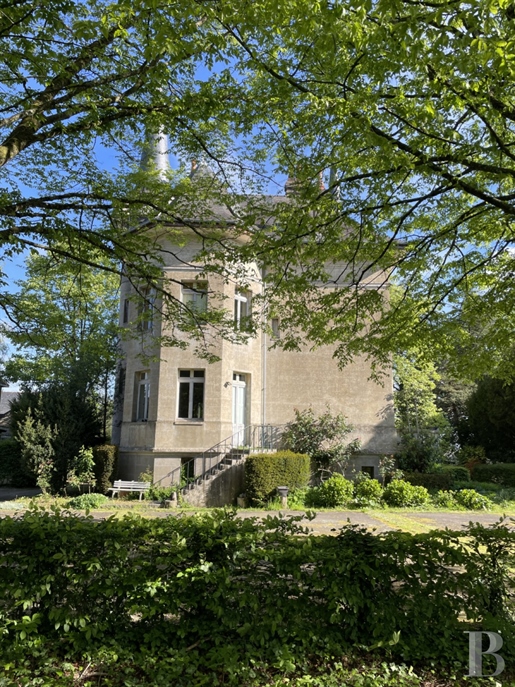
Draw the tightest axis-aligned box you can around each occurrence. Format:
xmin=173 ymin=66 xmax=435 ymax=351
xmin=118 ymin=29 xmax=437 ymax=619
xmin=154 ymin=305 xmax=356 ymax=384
xmin=1 ymin=0 xmax=515 ymax=373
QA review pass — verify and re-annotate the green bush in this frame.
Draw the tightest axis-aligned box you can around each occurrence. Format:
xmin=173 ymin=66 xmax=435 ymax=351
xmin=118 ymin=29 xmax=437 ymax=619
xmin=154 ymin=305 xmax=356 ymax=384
xmin=454 ymin=488 xmax=492 ymax=510
xmin=471 ymin=462 xmax=515 ymax=487
xmin=434 ymin=464 xmax=471 ymax=482
xmin=404 ymin=471 xmax=452 ymax=491
xmin=382 ymin=479 xmax=430 ymax=507
xmin=354 ymin=476 xmax=383 ymax=504
xmin=432 ymin=490 xmax=459 ymax=509
xmin=92 ymin=444 xmax=118 ymax=494
xmin=245 ymin=451 xmax=310 ymax=505
xmin=454 ymin=480 xmax=502 ymax=494
xmin=0 ymin=507 xmax=514 ymax=677
xmin=456 ymin=445 xmax=487 ymax=466
xmin=0 ymin=439 xmax=35 ymax=487
xmin=67 ymin=493 xmax=109 ymax=509
xmin=146 ymin=485 xmax=175 ymax=501
xmin=306 ymin=473 xmax=354 ymax=508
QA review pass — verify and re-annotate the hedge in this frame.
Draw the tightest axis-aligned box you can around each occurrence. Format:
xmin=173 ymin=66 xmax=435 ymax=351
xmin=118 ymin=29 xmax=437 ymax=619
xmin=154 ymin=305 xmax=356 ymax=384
xmin=245 ymin=450 xmax=310 ymax=504
xmin=436 ymin=465 xmax=471 ymax=482
xmin=92 ymin=444 xmax=118 ymax=494
xmin=0 ymin=507 xmax=514 ymax=685
xmin=404 ymin=471 xmax=452 ymax=491
xmin=471 ymin=462 xmax=515 ymax=487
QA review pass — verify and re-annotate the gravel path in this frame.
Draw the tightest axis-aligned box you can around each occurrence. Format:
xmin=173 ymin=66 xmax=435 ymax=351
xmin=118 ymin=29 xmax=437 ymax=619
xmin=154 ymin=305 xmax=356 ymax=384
xmin=0 ymin=489 xmax=513 ymax=534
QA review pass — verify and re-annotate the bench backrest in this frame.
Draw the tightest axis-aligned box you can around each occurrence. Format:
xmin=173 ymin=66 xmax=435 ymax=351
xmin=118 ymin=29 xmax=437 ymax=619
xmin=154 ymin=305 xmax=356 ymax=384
xmin=112 ymin=480 xmax=150 ymax=488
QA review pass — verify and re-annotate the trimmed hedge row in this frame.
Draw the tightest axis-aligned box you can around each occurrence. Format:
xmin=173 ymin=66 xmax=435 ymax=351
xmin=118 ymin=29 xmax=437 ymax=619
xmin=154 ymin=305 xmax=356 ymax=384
xmin=245 ymin=451 xmax=310 ymax=504
xmin=0 ymin=507 xmax=513 ymax=683
xmin=472 ymin=462 xmax=515 ymax=487
xmin=436 ymin=465 xmax=471 ymax=482
xmin=404 ymin=472 xmax=453 ymax=491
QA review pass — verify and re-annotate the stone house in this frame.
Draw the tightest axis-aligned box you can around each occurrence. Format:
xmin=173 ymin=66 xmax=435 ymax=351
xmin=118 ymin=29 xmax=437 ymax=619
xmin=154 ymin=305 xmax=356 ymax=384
xmin=113 ymin=136 xmax=397 ymax=502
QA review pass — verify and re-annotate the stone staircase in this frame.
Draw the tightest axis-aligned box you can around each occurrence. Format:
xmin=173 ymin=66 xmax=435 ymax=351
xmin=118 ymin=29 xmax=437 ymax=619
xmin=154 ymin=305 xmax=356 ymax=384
xmin=156 ymin=425 xmax=282 ymax=507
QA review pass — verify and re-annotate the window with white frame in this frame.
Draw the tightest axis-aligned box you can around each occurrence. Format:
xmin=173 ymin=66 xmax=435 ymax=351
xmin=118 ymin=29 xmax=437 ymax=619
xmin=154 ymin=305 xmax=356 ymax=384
xmin=134 ymin=371 xmax=150 ymax=421
xmin=137 ymin=286 xmax=155 ymax=331
xmin=271 ymin=317 xmax=280 ymax=339
xmin=234 ymin=290 xmax=251 ymax=331
xmin=182 ymin=281 xmax=207 ymax=313
xmin=177 ymin=370 xmax=204 ymax=420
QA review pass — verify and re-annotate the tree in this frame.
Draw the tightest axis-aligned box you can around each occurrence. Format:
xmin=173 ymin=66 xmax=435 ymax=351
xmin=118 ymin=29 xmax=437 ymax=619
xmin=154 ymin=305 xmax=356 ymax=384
xmin=0 ymin=0 xmax=269 ymax=358
xmin=3 ymin=249 xmax=119 ymax=438
xmin=190 ymin=0 xmax=515 ymax=378
xmin=2 ymin=0 xmax=515 ymax=374
xmin=394 ymin=352 xmax=453 ymax=472
xmin=11 ymin=386 xmax=104 ymax=494
xmin=13 ymin=398 xmax=56 ymax=493
xmin=465 ymin=377 xmax=515 ymax=462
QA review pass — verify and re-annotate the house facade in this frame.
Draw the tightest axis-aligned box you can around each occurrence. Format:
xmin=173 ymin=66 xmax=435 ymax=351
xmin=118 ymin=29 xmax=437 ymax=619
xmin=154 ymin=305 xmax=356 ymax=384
xmin=113 ymin=138 xmax=398 ymax=488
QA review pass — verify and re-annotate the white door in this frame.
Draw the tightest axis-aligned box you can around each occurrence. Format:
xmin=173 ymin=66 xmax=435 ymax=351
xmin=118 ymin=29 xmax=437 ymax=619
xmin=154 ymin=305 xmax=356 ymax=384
xmin=232 ymin=373 xmax=247 ymax=446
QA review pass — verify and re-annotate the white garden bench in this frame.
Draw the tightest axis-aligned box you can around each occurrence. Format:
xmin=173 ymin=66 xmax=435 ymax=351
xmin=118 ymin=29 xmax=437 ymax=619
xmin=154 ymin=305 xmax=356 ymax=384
xmin=108 ymin=480 xmax=151 ymax=500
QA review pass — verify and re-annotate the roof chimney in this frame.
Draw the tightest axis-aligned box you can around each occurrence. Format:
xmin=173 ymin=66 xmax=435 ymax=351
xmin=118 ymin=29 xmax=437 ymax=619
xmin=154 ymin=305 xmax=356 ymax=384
xmin=284 ymin=176 xmax=298 ymax=196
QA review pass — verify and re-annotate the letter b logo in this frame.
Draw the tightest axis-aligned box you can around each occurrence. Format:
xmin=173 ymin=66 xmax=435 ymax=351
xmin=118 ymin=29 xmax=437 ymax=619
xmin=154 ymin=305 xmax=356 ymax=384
xmin=465 ymin=631 xmax=505 ymax=677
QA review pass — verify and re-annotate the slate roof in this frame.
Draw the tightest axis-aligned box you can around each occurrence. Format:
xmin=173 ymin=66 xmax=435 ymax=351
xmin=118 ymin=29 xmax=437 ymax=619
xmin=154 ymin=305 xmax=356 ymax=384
xmin=0 ymin=391 xmax=20 ymax=437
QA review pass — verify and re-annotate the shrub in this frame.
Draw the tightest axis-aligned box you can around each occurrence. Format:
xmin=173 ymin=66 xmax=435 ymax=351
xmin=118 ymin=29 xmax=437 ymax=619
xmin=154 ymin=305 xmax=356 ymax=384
xmin=67 ymin=445 xmax=96 ymax=492
xmin=146 ymin=485 xmax=175 ymax=501
xmin=306 ymin=473 xmax=354 ymax=508
xmin=454 ymin=489 xmax=492 ymax=510
xmin=471 ymin=463 xmax=515 ymax=487
xmin=245 ymin=451 xmax=310 ymax=505
xmin=67 ymin=493 xmax=109 ymax=509
xmin=354 ymin=476 xmax=383 ymax=504
xmin=382 ymin=480 xmax=430 ymax=507
xmin=432 ymin=490 xmax=459 ymax=509
xmin=396 ymin=432 xmax=444 ymax=474
xmin=404 ymin=471 xmax=452 ymax=491
xmin=0 ymin=508 xmax=514 ymax=673
xmin=14 ymin=402 xmax=55 ymax=492
xmin=454 ymin=480 xmax=501 ymax=494
xmin=456 ymin=445 xmax=487 ymax=467
xmin=280 ymin=407 xmax=360 ymax=477
xmin=379 ymin=455 xmax=404 ymax=484
xmin=435 ymin=465 xmax=470 ymax=482
xmin=92 ymin=444 xmax=118 ymax=494
xmin=0 ymin=440 xmax=35 ymax=487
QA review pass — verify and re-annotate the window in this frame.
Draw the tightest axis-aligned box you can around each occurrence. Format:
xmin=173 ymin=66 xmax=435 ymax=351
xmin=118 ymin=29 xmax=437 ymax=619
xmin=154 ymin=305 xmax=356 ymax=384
xmin=271 ymin=318 xmax=280 ymax=339
xmin=182 ymin=281 xmax=207 ymax=313
xmin=134 ymin=371 xmax=150 ymax=421
xmin=122 ymin=298 xmax=130 ymax=324
xmin=177 ymin=370 xmax=204 ymax=420
xmin=361 ymin=466 xmax=375 ymax=479
xmin=137 ymin=286 xmax=155 ymax=331
xmin=234 ymin=290 xmax=251 ymax=331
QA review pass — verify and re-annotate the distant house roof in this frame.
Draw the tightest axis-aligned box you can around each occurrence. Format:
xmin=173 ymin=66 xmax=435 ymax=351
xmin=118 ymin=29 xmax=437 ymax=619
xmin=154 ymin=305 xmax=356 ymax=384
xmin=0 ymin=391 xmax=20 ymax=437
xmin=0 ymin=391 xmax=19 ymax=415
